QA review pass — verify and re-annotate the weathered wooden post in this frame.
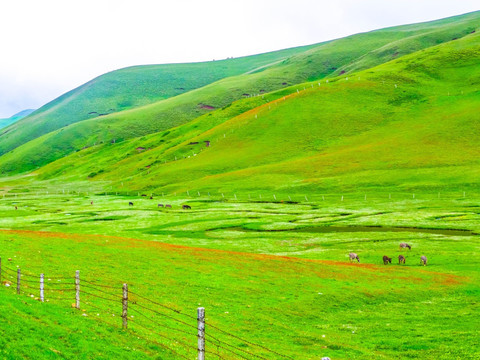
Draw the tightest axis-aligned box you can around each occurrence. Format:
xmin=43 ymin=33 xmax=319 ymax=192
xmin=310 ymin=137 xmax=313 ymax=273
xmin=75 ymin=270 xmax=80 ymax=309
xmin=197 ymin=307 xmax=205 ymax=360
xmin=122 ymin=284 xmax=128 ymax=329
xmin=40 ymin=273 xmax=44 ymax=302
xmin=17 ymin=268 xmax=21 ymax=294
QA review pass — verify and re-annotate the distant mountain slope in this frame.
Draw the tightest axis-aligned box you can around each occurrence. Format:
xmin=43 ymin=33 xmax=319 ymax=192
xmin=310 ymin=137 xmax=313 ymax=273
xmin=0 ymin=11 xmax=478 ymax=175
xmin=0 ymin=109 xmax=35 ymax=129
xmin=0 ymin=44 xmax=319 ymax=157
xmin=36 ymin=30 xmax=480 ymax=193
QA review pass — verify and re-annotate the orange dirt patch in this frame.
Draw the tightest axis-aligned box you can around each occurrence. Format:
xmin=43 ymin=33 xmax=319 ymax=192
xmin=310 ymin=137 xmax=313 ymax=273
xmin=0 ymin=229 xmax=463 ymax=286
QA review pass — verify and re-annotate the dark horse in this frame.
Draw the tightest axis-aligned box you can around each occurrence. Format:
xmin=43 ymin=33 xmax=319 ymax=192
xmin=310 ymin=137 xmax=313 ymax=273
xmin=129 ymin=202 xmax=134 ymax=206
xmin=383 ymin=255 xmax=392 ymax=265
xmin=182 ymin=205 xmax=191 ymax=210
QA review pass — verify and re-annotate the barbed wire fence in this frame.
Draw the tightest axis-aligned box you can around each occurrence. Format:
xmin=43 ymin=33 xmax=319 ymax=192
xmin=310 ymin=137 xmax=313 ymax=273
xmin=0 ymin=258 xmax=293 ymax=359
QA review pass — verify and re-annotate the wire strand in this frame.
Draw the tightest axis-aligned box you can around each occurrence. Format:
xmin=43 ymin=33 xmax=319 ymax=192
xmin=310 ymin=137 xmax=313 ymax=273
xmin=81 ymin=290 xmax=121 ymax=303
xmin=206 ymin=321 xmax=294 ymax=360
xmin=128 ymin=290 xmax=197 ymax=320
xmin=131 ymin=302 xmax=198 ymax=331
xmin=128 ymin=306 xmax=193 ymax=337
xmin=129 ymin=318 xmax=197 ymax=356
xmin=128 ymin=322 xmax=192 ymax=360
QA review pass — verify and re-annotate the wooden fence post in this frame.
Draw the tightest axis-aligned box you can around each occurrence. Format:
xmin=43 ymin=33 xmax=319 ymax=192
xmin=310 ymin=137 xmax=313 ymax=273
xmin=40 ymin=273 xmax=44 ymax=302
xmin=17 ymin=268 xmax=21 ymax=294
xmin=197 ymin=307 xmax=205 ymax=360
xmin=75 ymin=270 xmax=80 ymax=309
xmin=122 ymin=284 xmax=128 ymax=329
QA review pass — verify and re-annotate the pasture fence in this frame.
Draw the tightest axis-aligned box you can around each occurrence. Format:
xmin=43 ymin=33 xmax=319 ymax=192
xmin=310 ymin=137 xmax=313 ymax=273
xmin=0 ymin=258 xmax=293 ymax=360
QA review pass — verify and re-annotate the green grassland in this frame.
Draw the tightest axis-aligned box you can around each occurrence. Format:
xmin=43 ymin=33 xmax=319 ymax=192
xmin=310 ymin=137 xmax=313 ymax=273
xmin=0 ymin=189 xmax=478 ymax=359
xmin=0 ymin=11 xmax=479 ymax=360
xmin=0 ymin=11 xmax=479 ymax=174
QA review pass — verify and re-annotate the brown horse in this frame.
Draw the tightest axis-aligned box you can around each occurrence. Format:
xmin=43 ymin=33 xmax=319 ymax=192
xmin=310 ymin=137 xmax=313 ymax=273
xmin=398 ymin=255 xmax=406 ymax=264
xmin=399 ymin=242 xmax=411 ymax=250
xmin=383 ymin=255 xmax=392 ymax=265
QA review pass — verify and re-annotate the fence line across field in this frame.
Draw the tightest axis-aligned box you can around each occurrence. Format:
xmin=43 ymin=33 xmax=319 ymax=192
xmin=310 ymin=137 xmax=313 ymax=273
xmin=0 ymin=258 xmax=289 ymax=359
xmin=1 ymin=189 xmax=475 ymax=205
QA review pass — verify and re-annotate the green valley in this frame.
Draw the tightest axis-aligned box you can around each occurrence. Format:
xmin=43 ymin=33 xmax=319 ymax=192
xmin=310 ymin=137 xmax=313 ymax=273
xmin=0 ymin=9 xmax=479 ymax=360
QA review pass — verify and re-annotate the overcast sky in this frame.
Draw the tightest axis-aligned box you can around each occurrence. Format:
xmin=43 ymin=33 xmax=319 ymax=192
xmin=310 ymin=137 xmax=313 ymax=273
xmin=0 ymin=0 xmax=478 ymax=118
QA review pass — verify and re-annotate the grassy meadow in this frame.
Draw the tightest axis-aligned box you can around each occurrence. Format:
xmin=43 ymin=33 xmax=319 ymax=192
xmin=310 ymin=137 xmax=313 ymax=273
xmin=0 ymin=185 xmax=479 ymax=359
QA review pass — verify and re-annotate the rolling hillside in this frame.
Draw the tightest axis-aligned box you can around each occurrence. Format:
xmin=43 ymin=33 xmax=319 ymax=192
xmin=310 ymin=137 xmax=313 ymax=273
xmin=0 ymin=43 xmax=319 ymax=159
xmin=33 ymin=29 xmax=480 ymax=194
xmin=0 ymin=11 xmax=478 ymax=175
xmin=0 ymin=109 xmax=35 ymax=130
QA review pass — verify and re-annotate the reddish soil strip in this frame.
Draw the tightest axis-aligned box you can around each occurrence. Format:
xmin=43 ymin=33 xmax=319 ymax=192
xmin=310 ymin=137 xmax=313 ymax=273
xmin=0 ymin=229 xmax=463 ymax=285
xmin=0 ymin=229 xmax=377 ymax=268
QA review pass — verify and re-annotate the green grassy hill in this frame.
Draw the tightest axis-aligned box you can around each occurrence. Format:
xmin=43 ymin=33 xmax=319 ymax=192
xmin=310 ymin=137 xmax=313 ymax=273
xmin=0 ymin=43 xmax=319 ymax=159
xmin=0 ymin=11 xmax=478 ymax=175
xmin=32 ymin=29 xmax=480 ymax=195
xmin=0 ymin=109 xmax=35 ymax=130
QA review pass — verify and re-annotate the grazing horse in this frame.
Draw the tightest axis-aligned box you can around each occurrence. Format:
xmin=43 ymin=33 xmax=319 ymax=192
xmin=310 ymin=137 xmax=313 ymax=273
xmin=349 ymin=253 xmax=360 ymax=263
xmin=165 ymin=204 xmax=172 ymax=208
xmin=398 ymin=255 xmax=406 ymax=264
xmin=383 ymin=255 xmax=392 ymax=265
xmin=182 ymin=205 xmax=191 ymax=210
xmin=420 ymin=256 xmax=427 ymax=266
xmin=128 ymin=202 xmax=134 ymax=206
xmin=158 ymin=204 xmax=164 ymax=208
xmin=399 ymin=242 xmax=411 ymax=250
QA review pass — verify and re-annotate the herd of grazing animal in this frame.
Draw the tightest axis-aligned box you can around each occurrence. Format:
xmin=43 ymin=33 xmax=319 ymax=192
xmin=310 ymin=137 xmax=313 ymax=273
xmin=126 ymin=201 xmax=190 ymax=210
xmin=349 ymin=242 xmax=428 ymax=266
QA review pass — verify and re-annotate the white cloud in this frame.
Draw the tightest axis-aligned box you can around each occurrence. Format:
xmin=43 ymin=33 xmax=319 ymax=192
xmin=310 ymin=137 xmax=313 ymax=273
xmin=0 ymin=0 xmax=478 ymax=117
